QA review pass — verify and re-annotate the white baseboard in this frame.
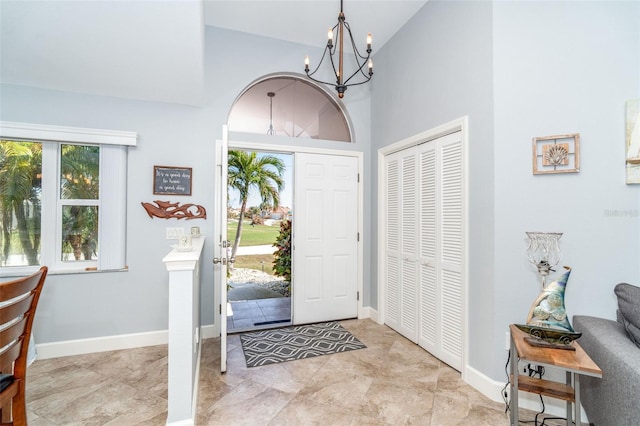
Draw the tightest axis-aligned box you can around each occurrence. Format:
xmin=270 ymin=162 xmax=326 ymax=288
xmin=464 ymin=364 xmax=507 ymax=404
xmin=35 ymin=324 xmax=219 ymax=360
xmin=201 ymin=324 xmax=217 ymax=339
xmin=35 ymin=329 xmax=169 ymax=359
xmin=360 ymin=306 xmax=380 ymax=323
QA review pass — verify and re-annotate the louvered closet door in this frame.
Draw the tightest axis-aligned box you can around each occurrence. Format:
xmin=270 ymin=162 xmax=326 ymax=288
xmin=417 ymin=131 xmax=463 ymax=371
xmin=437 ymin=132 xmax=463 ymax=370
xmin=418 ymin=143 xmax=438 ymax=354
xmin=384 ymin=156 xmax=402 ymax=332
xmin=385 ymin=130 xmax=464 ymax=372
xmin=384 ymin=148 xmax=419 ymax=342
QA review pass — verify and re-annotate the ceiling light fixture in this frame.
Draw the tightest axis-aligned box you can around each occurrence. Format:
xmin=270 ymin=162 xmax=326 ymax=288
xmin=267 ymin=92 xmax=276 ymax=135
xmin=304 ymin=0 xmax=373 ymax=98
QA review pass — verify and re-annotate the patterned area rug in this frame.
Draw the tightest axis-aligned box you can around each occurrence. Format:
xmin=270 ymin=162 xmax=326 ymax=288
xmin=239 ymin=322 xmax=366 ymax=367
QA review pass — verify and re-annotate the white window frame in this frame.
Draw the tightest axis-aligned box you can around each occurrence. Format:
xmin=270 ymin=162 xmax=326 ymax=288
xmin=0 ymin=121 xmax=137 ymax=276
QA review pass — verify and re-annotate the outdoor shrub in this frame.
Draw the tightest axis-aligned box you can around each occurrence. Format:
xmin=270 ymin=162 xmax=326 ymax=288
xmin=272 ymin=219 xmax=291 ymax=281
xmin=251 ymin=214 xmax=264 ymax=225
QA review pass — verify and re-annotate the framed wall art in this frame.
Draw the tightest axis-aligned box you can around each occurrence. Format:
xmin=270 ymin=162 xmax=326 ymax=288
xmin=153 ymin=165 xmax=192 ymax=195
xmin=626 ymin=99 xmax=640 ymax=184
xmin=532 ymin=133 xmax=580 ymax=175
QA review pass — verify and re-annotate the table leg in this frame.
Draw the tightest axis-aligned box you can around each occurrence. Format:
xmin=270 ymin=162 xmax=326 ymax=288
xmin=510 ymin=335 xmax=518 ymax=426
xmin=566 ymin=371 xmax=572 ymax=426
xmin=575 ymin=373 xmax=581 ymax=426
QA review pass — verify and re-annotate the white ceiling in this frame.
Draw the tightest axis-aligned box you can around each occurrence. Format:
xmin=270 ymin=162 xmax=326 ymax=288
xmin=204 ymin=1 xmax=427 ymax=50
xmin=0 ymin=0 xmax=427 ymax=106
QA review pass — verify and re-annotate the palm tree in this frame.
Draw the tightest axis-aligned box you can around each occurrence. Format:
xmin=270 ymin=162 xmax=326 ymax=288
xmin=0 ymin=141 xmax=42 ymax=265
xmin=0 ymin=141 xmax=99 ymax=265
xmin=227 ymin=151 xmax=284 ymax=259
xmin=60 ymin=144 xmax=99 ymax=260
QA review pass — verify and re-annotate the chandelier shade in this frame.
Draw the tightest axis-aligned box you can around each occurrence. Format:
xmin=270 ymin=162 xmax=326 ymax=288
xmin=526 ymin=231 xmax=563 ymax=288
xmin=304 ymin=0 xmax=373 ymax=98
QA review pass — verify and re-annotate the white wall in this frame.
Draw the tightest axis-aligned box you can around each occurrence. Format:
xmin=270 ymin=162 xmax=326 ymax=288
xmin=0 ymin=27 xmax=371 ymax=344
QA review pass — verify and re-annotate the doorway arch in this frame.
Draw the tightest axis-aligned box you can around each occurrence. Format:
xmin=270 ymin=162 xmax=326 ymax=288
xmin=216 ymin=75 xmax=365 ymax=370
xmin=227 ymin=73 xmax=355 ymax=143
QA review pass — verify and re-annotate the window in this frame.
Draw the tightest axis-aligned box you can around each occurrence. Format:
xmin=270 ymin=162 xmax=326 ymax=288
xmin=228 ymin=75 xmax=353 ymax=142
xmin=58 ymin=144 xmax=100 ymax=265
xmin=0 ymin=122 xmax=137 ymax=275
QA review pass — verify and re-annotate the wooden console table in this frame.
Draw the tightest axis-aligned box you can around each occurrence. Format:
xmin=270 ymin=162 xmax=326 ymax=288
xmin=509 ymin=324 xmax=602 ymax=426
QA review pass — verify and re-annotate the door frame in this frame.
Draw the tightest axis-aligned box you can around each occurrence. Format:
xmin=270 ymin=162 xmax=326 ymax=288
xmin=214 ymin=136 xmax=364 ymax=334
xmin=213 ymin=126 xmax=230 ymax=372
xmin=377 ymin=116 xmax=469 ymax=376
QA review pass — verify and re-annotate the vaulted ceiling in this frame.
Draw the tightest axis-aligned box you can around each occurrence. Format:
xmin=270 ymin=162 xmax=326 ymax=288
xmin=0 ymin=1 xmax=427 ymax=106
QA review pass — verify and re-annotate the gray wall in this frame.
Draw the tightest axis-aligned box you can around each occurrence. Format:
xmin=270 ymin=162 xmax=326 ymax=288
xmin=492 ymin=0 xmax=640 ymax=379
xmin=1 ymin=84 xmax=215 ymax=342
xmin=0 ymin=26 xmax=372 ymax=343
xmin=370 ymin=0 xmax=496 ymax=377
xmin=372 ymin=0 xmax=640 ymax=381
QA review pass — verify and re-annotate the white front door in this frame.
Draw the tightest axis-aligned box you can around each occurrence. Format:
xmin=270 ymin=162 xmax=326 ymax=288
xmin=214 ymin=126 xmax=229 ymax=373
xmin=293 ymin=153 xmax=359 ymax=324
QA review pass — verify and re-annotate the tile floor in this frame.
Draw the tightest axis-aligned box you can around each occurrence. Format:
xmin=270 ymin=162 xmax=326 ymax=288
xmin=228 ymin=298 xmax=291 ymax=333
xmin=25 ymin=319 xmax=571 ymax=425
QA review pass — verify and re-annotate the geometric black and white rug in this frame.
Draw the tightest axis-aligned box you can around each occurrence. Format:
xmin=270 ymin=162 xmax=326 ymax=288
xmin=239 ymin=322 xmax=366 ymax=368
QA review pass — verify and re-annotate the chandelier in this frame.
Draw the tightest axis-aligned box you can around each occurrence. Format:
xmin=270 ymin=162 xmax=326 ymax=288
xmin=304 ymin=0 xmax=373 ymax=98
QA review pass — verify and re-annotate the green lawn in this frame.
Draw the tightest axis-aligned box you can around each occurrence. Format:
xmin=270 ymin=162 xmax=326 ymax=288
xmin=233 ymin=253 xmax=276 ymax=275
xmin=227 ymin=220 xmax=280 ymax=275
xmin=227 ymin=220 xmax=280 ymax=246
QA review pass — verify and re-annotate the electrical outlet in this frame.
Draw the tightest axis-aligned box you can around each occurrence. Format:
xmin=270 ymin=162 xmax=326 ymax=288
xmin=525 ymin=363 xmax=544 ymax=378
xmin=166 ymin=227 xmax=184 ymax=240
xmin=506 ymin=331 xmax=510 ymax=350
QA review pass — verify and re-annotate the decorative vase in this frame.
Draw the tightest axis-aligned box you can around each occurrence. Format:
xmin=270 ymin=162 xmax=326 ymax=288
xmin=526 ymin=265 xmax=575 ymax=333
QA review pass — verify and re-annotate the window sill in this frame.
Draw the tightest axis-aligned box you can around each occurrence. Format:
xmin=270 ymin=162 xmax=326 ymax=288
xmin=0 ymin=266 xmax=128 ymax=279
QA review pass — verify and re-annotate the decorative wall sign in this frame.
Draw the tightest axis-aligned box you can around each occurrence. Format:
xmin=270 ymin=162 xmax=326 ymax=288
xmin=153 ymin=166 xmax=192 ymax=195
xmin=532 ymin=134 xmax=580 ymax=175
xmin=626 ymin=99 xmax=640 ymax=184
xmin=141 ymin=200 xmax=206 ymax=220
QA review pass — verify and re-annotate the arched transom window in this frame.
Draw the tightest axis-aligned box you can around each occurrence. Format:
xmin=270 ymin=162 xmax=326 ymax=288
xmin=228 ymin=75 xmax=352 ymax=143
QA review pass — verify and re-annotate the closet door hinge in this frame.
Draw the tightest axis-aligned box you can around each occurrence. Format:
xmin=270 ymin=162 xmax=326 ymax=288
xmin=357 ymin=173 xmax=360 ymax=183
xmin=219 ymin=304 xmax=222 ymax=315
xmin=357 ymin=232 xmax=360 ymax=242
xmin=357 ymin=291 xmax=360 ymax=301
